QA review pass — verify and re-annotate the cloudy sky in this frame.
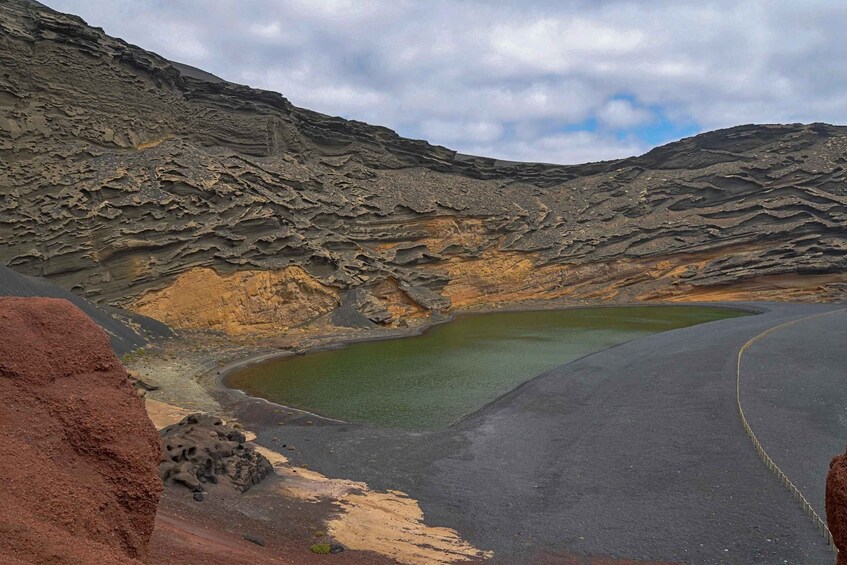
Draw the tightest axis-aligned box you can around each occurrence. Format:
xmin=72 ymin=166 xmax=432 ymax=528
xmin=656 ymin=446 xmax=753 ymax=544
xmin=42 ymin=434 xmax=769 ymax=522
xmin=43 ymin=0 xmax=847 ymax=164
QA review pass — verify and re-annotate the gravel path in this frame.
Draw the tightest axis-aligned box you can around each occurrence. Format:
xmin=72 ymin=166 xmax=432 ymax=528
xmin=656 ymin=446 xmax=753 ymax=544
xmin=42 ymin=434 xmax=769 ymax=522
xmin=234 ymin=302 xmax=843 ymax=564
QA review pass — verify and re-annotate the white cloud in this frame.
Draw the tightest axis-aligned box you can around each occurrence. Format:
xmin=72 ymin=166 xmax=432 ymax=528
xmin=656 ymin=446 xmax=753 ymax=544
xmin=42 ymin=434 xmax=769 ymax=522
xmin=149 ymin=23 xmax=209 ymax=62
xmin=419 ymin=120 xmax=505 ymax=144
xmin=596 ymin=99 xmax=653 ymax=129
xmin=39 ymin=0 xmax=847 ymax=164
xmin=463 ymin=131 xmax=646 ymax=165
xmin=488 ymin=17 xmax=646 ymax=74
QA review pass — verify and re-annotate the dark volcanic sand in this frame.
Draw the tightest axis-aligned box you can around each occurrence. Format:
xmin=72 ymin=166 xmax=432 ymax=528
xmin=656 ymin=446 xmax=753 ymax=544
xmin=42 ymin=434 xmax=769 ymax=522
xmin=743 ymin=308 xmax=847 ymax=520
xmin=222 ymin=302 xmax=842 ymax=564
xmin=149 ymin=484 xmax=395 ymax=565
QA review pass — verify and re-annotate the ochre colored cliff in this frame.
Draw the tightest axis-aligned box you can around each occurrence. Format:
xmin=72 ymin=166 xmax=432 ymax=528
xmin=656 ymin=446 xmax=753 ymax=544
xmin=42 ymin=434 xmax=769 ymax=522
xmin=132 ymin=266 xmax=338 ymax=334
xmin=0 ymin=297 xmax=162 ymax=564
xmin=0 ymin=0 xmax=845 ymax=334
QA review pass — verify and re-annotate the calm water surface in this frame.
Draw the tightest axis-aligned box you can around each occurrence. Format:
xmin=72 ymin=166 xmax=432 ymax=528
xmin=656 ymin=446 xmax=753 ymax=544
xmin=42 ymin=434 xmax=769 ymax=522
xmin=228 ymin=306 xmax=748 ymax=429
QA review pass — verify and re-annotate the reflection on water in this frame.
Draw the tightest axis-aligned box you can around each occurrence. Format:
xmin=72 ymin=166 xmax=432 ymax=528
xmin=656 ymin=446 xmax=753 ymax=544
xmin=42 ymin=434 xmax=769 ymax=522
xmin=227 ymin=306 xmax=748 ymax=429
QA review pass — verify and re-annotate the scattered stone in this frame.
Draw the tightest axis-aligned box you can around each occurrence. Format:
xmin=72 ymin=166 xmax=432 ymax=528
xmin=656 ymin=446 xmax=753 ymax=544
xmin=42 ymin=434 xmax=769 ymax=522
xmin=352 ymin=288 xmax=394 ymax=323
xmin=330 ymin=543 xmax=345 ymax=554
xmin=193 ymin=491 xmax=206 ymax=502
xmin=242 ymin=534 xmax=266 ymax=547
xmin=159 ymin=414 xmax=273 ymax=494
xmin=127 ymin=371 xmax=161 ymax=391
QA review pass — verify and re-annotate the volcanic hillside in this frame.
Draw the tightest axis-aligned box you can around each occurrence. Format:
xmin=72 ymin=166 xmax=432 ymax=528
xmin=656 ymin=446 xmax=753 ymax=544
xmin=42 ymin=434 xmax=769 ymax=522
xmin=0 ymin=263 xmax=171 ymax=353
xmin=1 ymin=0 xmax=845 ymax=334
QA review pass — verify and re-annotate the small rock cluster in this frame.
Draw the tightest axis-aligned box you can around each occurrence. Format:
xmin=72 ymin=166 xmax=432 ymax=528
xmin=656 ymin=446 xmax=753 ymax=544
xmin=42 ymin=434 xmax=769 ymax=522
xmin=159 ymin=414 xmax=273 ymax=494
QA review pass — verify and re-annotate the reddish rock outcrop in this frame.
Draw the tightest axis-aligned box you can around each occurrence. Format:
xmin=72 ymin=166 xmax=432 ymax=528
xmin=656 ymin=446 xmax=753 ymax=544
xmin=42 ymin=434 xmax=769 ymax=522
xmin=827 ymin=448 xmax=847 ymax=564
xmin=0 ymin=297 xmax=163 ymax=564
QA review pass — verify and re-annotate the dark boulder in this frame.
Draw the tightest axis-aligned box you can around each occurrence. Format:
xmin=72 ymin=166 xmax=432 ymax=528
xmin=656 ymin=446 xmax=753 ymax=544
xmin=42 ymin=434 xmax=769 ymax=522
xmin=159 ymin=414 xmax=273 ymax=494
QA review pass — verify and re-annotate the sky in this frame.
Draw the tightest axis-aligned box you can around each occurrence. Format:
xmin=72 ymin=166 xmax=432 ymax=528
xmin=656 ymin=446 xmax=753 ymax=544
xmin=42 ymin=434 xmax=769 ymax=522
xmin=42 ymin=0 xmax=847 ymax=165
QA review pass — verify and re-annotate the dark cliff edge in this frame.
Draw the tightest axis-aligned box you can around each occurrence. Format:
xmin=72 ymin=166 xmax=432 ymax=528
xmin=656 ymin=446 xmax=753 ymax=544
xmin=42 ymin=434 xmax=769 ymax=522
xmin=1 ymin=0 xmax=845 ymax=334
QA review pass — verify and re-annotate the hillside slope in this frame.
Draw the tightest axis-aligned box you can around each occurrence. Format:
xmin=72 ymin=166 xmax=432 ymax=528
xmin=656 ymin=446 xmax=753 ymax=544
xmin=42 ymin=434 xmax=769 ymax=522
xmin=1 ymin=0 xmax=845 ymax=334
xmin=0 ymin=264 xmax=171 ymax=354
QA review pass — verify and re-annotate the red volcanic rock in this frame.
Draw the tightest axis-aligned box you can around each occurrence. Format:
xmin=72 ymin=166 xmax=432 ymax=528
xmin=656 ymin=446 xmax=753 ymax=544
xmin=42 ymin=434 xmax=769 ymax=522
xmin=827 ymin=448 xmax=847 ymax=564
xmin=0 ymin=297 xmax=163 ymax=564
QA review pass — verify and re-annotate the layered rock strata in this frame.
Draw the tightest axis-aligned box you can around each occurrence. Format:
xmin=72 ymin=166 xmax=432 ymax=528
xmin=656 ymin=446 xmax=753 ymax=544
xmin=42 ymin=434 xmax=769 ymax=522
xmin=1 ymin=0 xmax=845 ymax=334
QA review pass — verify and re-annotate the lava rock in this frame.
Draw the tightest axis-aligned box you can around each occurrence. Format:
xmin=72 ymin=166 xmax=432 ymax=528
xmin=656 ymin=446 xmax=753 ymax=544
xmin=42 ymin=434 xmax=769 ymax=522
xmin=242 ymin=534 xmax=266 ymax=547
xmin=159 ymin=414 xmax=273 ymax=494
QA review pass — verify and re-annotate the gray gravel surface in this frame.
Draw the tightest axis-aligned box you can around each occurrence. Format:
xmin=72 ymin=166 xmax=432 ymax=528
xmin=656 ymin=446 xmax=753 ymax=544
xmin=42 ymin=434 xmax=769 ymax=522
xmin=743 ymin=307 xmax=847 ymax=522
xmin=232 ymin=302 xmax=843 ymax=564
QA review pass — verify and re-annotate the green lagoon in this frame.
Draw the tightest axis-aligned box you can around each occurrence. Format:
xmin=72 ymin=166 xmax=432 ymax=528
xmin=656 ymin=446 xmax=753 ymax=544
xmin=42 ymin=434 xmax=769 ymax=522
xmin=227 ymin=306 xmax=748 ymax=429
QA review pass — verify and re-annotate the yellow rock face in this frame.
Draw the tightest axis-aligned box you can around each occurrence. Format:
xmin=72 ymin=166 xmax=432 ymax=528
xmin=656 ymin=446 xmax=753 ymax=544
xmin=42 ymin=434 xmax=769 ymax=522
xmin=428 ymin=244 xmax=847 ymax=308
xmin=427 ymin=250 xmax=651 ymax=307
xmin=131 ymin=266 xmax=339 ymax=335
xmin=372 ymin=278 xmax=428 ymax=322
xmin=131 ymin=246 xmax=844 ymax=336
xmin=641 ymin=272 xmax=847 ymax=302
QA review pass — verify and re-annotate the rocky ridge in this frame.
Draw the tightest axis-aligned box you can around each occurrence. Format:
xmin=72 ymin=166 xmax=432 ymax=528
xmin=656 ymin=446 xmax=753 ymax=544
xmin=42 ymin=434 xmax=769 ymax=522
xmin=1 ymin=0 xmax=845 ymax=334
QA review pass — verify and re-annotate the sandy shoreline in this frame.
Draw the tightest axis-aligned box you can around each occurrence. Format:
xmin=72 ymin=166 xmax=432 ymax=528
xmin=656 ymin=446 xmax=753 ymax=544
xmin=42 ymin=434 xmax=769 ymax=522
xmin=133 ymin=300 xmax=771 ymax=564
xmin=136 ymin=306 xmax=497 ymax=564
xmin=146 ymin=397 xmax=492 ymax=564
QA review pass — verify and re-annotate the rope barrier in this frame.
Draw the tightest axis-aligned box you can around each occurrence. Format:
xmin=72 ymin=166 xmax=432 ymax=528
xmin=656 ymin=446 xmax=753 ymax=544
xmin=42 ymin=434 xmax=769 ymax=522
xmin=736 ymin=308 xmax=846 ymax=557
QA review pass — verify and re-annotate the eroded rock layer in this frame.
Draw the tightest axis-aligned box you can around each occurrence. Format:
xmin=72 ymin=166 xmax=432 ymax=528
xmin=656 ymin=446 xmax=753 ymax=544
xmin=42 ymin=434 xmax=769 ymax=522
xmin=1 ymin=0 xmax=845 ymax=333
xmin=0 ymin=297 xmax=162 ymax=564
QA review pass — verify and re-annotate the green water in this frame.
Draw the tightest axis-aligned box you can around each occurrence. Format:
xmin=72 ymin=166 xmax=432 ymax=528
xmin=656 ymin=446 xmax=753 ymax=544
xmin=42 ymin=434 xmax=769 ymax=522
xmin=228 ymin=306 xmax=748 ymax=429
